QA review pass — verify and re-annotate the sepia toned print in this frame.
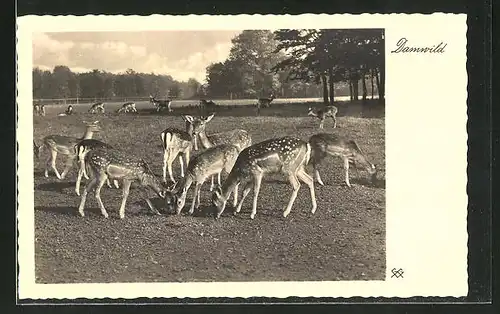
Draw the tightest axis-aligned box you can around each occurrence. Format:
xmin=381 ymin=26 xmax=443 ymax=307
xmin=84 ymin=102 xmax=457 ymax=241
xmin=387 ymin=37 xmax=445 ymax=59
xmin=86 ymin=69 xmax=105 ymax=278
xmin=17 ymin=14 xmax=467 ymax=300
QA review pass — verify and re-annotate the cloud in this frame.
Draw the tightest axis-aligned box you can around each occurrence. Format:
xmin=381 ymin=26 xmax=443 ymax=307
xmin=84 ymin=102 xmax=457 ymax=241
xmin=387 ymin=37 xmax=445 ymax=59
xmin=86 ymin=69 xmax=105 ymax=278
xmin=32 ymin=31 xmax=239 ymax=82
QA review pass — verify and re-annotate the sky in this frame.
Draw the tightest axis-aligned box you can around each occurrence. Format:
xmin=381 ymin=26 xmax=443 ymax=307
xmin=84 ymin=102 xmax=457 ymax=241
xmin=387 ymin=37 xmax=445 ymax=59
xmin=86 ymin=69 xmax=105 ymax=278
xmin=32 ymin=31 xmax=242 ymax=83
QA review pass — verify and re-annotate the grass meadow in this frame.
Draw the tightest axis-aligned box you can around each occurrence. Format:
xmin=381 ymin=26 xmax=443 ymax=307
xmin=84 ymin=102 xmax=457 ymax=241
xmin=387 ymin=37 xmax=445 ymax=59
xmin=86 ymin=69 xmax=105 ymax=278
xmin=32 ymin=99 xmax=386 ymax=283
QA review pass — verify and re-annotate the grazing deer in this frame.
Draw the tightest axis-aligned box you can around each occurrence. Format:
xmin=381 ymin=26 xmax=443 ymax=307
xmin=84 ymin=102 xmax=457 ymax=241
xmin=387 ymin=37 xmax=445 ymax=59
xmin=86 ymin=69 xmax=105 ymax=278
xmin=42 ymin=120 xmax=101 ymax=179
xmin=116 ymin=102 xmax=137 ymax=113
xmin=34 ymin=104 xmax=45 ymax=116
xmin=89 ymin=102 xmax=105 ymax=114
xmin=308 ymin=133 xmax=377 ymax=187
xmin=256 ymin=94 xmax=275 ymax=115
xmin=149 ymin=95 xmax=172 ymax=112
xmin=183 ymin=113 xmax=252 ymax=191
xmin=58 ymin=105 xmax=74 ymax=117
xmin=199 ymin=99 xmax=217 ymax=114
xmin=74 ymin=139 xmax=120 ymax=196
xmin=78 ymin=147 xmax=167 ymax=219
xmin=308 ymin=105 xmax=338 ymax=129
xmin=160 ymin=127 xmax=193 ymax=183
xmin=164 ymin=144 xmax=240 ymax=215
xmin=212 ymin=136 xmax=317 ymax=220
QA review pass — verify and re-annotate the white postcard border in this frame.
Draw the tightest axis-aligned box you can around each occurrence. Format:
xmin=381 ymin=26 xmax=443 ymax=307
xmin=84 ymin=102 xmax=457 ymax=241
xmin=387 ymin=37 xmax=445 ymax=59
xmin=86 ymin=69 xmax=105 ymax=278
xmin=17 ymin=13 xmax=468 ymax=300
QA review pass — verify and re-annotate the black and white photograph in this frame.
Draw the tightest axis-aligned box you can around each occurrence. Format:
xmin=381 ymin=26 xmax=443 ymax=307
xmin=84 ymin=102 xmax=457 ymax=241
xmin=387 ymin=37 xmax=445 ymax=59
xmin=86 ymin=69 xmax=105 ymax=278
xmin=17 ymin=14 xmax=467 ymax=300
xmin=31 ymin=28 xmax=386 ymax=283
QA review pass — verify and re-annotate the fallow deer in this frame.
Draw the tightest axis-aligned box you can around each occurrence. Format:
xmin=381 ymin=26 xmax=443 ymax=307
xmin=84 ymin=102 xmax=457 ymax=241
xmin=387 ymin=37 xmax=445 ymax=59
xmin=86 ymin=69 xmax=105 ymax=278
xmin=160 ymin=127 xmax=193 ymax=183
xmin=89 ymin=102 xmax=105 ymax=114
xmin=212 ymin=136 xmax=317 ymax=220
xmin=256 ymin=94 xmax=275 ymax=115
xmin=78 ymin=147 xmax=167 ymax=219
xmin=308 ymin=105 xmax=338 ymax=129
xmin=42 ymin=120 xmax=101 ymax=179
xmin=199 ymin=99 xmax=217 ymax=115
xmin=183 ymin=113 xmax=252 ymax=191
xmin=74 ymin=139 xmax=120 ymax=196
xmin=58 ymin=105 xmax=74 ymax=117
xmin=308 ymin=133 xmax=377 ymax=187
xmin=164 ymin=144 xmax=240 ymax=215
xmin=34 ymin=104 xmax=45 ymax=116
xmin=116 ymin=102 xmax=138 ymax=113
xmin=149 ymin=95 xmax=172 ymax=112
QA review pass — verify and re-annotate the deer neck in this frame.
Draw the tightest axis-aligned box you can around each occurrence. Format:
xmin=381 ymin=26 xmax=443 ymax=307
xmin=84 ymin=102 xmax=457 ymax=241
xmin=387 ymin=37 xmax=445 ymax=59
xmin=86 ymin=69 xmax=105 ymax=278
xmin=81 ymin=127 xmax=96 ymax=140
xmin=219 ymin=169 xmax=241 ymax=201
xmin=197 ymin=128 xmax=213 ymax=149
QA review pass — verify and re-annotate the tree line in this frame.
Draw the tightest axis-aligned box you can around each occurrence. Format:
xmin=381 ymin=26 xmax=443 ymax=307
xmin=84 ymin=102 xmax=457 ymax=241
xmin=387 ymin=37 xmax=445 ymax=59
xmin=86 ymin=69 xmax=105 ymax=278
xmin=33 ymin=67 xmax=202 ymax=101
xmin=33 ymin=29 xmax=384 ymax=104
xmin=204 ymin=29 xmax=384 ymax=103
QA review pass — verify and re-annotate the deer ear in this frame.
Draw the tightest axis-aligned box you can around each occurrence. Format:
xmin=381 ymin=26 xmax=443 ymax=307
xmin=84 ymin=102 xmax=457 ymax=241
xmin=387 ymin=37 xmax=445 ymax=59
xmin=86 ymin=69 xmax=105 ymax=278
xmin=184 ymin=115 xmax=194 ymax=123
xmin=205 ymin=113 xmax=215 ymax=122
xmin=159 ymin=191 xmax=166 ymax=198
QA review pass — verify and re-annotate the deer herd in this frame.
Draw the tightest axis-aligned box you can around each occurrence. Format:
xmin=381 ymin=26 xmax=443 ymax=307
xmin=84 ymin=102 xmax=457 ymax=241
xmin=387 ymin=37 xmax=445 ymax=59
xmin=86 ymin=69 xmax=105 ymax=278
xmin=33 ymin=96 xmax=379 ymax=220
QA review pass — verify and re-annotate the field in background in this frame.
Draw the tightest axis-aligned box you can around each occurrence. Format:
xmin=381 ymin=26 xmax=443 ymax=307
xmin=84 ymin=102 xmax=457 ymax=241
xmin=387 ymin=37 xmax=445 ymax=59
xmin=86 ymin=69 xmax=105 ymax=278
xmin=33 ymin=101 xmax=386 ymax=283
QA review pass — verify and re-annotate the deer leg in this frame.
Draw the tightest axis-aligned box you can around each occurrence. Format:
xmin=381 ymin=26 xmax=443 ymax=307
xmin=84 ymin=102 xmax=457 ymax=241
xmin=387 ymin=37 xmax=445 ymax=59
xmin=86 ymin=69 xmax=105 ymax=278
xmin=232 ymin=183 xmax=239 ymax=208
xmin=235 ymin=182 xmax=252 ymax=214
xmin=118 ymin=180 xmax=132 ymax=219
xmin=283 ymin=173 xmax=301 ymax=218
xmin=189 ymin=183 xmax=202 ymax=215
xmin=210 ymin=175 xmax=215 ymax=191
xmin=311 ymin=157 xmax=325 ymax=186
xmin=343 ymin=157 xmax=352 ymax=187
xmin=319 ymin=118 xmax=324 ymax=129
xmin=217 ymin=172 xmax=222 ymax=187
xmin=75 ymin=165 xmax=85 ymax=196
xmin=113 ymin=180 xmax=120 ymax=189
xmin=47 ymin=150 xmax=62 ymax=179
xmin=167 ymin=151 xmax=178 ymax=183
xmin=332 ymin=115 xmax=337 ymax=128
xmin=60 ymin=156 xmax=75 ymax=179
xmin=94 ymin=174 xmax=110 ymax=218
xmin=78 ymin=176 xmax=98 ymax=217
xmin=106 ymin=178 xmax=113 ymax=188
xmin=297 ymin=167 xmax=317 ymax=214
xmin=178 ymin=154 xmax=185 ymax=178
xmin=162 ymin=150 xmax=169 ymax=183
xmin=250 ymin=174 xmax=263 ymax=220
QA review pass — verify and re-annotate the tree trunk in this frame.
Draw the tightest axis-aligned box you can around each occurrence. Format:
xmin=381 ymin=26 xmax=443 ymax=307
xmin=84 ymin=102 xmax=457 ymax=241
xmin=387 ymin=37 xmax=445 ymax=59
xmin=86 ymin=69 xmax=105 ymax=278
xmin=371 ymin=69 xmax=374 ymax=99
xmin=328 ymin=68 xmax=335 ymax=105
xmin=375 ymin=68 xmax=381 ymax=100
xmin=362 ymin=72 xmax=367 ymax=103
xmin=379 ymin=66 xmax=385 ymax=103
xmin=349 ymin=79 xmax=353 ymax=101
xmin=321 ymin=74 xmax=328 ymax=104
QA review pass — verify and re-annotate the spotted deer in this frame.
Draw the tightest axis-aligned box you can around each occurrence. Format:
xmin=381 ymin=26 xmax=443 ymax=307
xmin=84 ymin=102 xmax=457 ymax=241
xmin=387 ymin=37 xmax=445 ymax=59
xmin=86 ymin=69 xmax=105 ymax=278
xmin=78 ymin=147 xmax=167 ymax=219
xmin=34 ymin=104 xmax=45 ymax=116
xmin=89 ymin=102 xmax=105 ymax=114
xmin=74 ymin=139 xmax=120 ymax=196
xmin=116 ymin=102 xmax=137 ymax=113
xmin=308 ymin=133 xmax=377 ymax=187
xmin=212 ymin=136 xmax=317 ymax=220
xmin=149 ymin=95 xmax=172 ymax=112
xmin=42 ymin=120 xmax=101 ymax=179
xmin=58 ymin=105 xmax=74 ymax=116
xmin=183 ymin=113 xmax=252 ymax=191
xmin=160 ymin=127 xmax=193 ymax=183
xmin=308 ymin=105 xmax=338 ymax=129
xmin=164 ymin=144 xmax=240 ymax=215
xmin=256 ymin=94 xmax=275 ymax=115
